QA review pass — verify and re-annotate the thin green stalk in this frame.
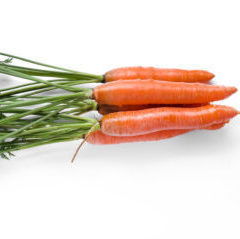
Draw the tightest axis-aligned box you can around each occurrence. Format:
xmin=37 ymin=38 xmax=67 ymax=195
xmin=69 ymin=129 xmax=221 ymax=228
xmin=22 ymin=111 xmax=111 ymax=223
xmin=0 ymin=107 xmax=64 ymax=141
xmin=0 ymin=52 xmax=80 ymax=73
xmin=17 ymin=123 xmax=95 ymax=137
xmin=0 ymin=65 xmax=86 ymax=92
xmin=0 ymin=101 xmax=64 ymax=126
xmin=0 ymin=117 xmax=100 ymax=157
xmin=0 ymin=79 xmax=69 ymax=92
xmin=0 ymin=79 xmax=68 ymax=97
xmin=0 ymin=78 xmax=98 ymax=100
xmin=0 ymin=133 xmax=83 ymax=153
xmin=0 ymin=100 xmax=97 ymax=120
xmin=2 ymin=64 xmax=103 ymax=81
xmin=0 ymin=52 xmax=103 ymax=80
xmin=58 ymin=113 xmax=97 ymax=124
xmin=0 ymin=91 xmax=91 ymax=111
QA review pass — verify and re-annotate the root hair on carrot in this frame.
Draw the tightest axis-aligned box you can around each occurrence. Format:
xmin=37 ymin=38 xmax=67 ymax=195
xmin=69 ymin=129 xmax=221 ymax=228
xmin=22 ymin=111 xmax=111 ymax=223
xmin=71 ymin=123 xmax=99 ymax=163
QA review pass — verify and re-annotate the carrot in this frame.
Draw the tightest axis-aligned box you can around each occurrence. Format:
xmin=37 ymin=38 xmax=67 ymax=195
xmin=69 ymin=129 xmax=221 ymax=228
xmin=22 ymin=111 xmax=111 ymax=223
xmin=87 ymin=121 xmax=227 ymax=145
xmin=101 ymin=105 xmax=238 ymax=136
xmin=105 ymin=67 xmax=215 ymax=83
xmin=93 ymin=80 xmax=237 ymax=106
xmin=98 ymin=103 xmax=209 ymax=115
xmin=87 ymin=129 xmax=190 ymax=145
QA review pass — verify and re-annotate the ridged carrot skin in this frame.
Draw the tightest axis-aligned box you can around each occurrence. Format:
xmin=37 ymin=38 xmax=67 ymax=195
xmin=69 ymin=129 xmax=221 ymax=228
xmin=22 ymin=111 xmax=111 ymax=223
xmin=98 ymin=104 xmax=208 ymax=115
xmin=87 ymin=129 xmax=190 ymax=145
xmin=87 ymin=121 xmax=226 ymax=145
xmin=93 ymin=80 xmax=237 ymax=106
xmin=204 ymin=122 xmax=227 ymax=130
xmin=101 ymin=105 xmax=238 ymax=136
xmin=105 ymin=67 xmax=215 ymax=83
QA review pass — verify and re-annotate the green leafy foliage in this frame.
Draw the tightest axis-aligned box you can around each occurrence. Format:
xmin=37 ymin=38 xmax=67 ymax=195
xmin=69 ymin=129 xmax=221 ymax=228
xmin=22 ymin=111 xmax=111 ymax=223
xmin=0 ymin=52 xmax=102 ymax=159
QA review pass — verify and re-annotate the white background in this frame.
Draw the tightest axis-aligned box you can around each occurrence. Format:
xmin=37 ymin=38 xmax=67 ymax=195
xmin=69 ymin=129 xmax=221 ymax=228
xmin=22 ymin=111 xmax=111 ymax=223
xmin=1 ymin=0 xmax=240 ymax=238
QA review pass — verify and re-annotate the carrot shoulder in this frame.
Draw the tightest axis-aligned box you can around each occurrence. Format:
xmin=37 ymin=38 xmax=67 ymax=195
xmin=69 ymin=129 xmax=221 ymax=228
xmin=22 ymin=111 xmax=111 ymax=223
xmin=101 ymin=105 xmax=238 ymax=136
xmin=93 ymin=79 xmax=237 ymax=106
xmin=105 ymin=67 xmax=215 ymax=83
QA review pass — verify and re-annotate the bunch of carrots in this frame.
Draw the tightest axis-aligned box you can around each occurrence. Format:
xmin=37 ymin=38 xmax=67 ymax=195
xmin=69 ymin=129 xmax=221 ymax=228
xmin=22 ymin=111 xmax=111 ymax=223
xmin=0 ymin=52 xmax=238 ymax=160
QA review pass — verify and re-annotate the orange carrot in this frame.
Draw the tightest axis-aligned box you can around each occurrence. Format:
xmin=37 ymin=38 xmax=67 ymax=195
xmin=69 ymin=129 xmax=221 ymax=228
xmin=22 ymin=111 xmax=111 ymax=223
xmin=93 ymin=80 xmax=237 ymax=106
xmin=101 ymin=105 xmax=238 ymax=136
xmin=87 ymin=129 xmax=190 ymax=145
xmin=98 ymin=103 xmax=209 ymax=115
xmin=87 ymin=121 xmax=227 ymax=145
xmin=105 ymin=67 xmax=215 ymax=83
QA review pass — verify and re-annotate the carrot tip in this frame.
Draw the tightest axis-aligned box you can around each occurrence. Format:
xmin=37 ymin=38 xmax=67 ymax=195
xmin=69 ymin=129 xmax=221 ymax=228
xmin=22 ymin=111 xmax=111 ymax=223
xmin=208 ymin=72 xmax=215 ymax=80
xmin=229 ymin=87 xmax=238 ymax=95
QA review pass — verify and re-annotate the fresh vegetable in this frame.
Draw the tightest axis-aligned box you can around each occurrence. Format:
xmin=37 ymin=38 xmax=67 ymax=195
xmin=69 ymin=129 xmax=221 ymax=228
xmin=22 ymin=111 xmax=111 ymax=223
xmin=101 ymin=105 xmax=238 ymax=136
xmin=1 ymin=53 xmax=236 ymax=107
xmin=1 ymin=76 xmax=236 ymax=111
xmin=87 ymin=121 xmax=228 ymax=145
xmin=93 ymin=80 xmax=237 ymax=106
xmin=0 ymin=52 xmax=238 ymax=161
xmin=0 ymin=52 xmax=214 ymax=84
xmin=87 ymin=129 xmax=190 ymax=145
xmin=105 ymin=67 xmax=215 ymax=83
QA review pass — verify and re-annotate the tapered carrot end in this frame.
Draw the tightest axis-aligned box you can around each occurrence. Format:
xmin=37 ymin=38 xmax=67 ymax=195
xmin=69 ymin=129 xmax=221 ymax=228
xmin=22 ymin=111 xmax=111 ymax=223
xmin=228 ymin=86 xmax=238 ymax=95
xmin=190 ymin=70 xmax=215 ymax=82
xmin=206 ymin=71 xmax=215 ymax=81
xmin=222 ymin=86 xmax=238 ymax=101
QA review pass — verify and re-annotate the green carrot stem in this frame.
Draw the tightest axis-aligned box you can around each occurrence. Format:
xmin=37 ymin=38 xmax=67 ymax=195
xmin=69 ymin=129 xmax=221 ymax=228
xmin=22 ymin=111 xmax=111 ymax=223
xmin=0 ymin=100 xmax=66 ymax=126
xmin=1 ymin=122 xmax=95 ymax=138
xmin=0 ymin=52 xmax=103 ymax=80
xmin=0 ymin=107 xmax=65 ymax=141
xmin=0 ymin=79 xmax=69 ymax=92
xmin=0 ymin=65 xmax=85 ymax=92
xmin=1 ymin=100 xmax=97 ymax=115
xmin=0 ymin=79 xmax=70 ymax=97
xmin=0 ymin=121 xmax=99 ymax=155
xmin=0 ymin=134 xmax=82 ymax=153
xmin=2 ymin=64 xmax=103 ymax=81
xmin=0 ymin=91 xmax=92 ymax=111
xmin=0 ymin=114 xmax=100 ymax=157
xmin=0 ymin=52 xmax=80 ymax=73
xmin=15 ymin=123 xmax=95 ymax=137
xmin=0 ymin=78 xmax=98 ymax=100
